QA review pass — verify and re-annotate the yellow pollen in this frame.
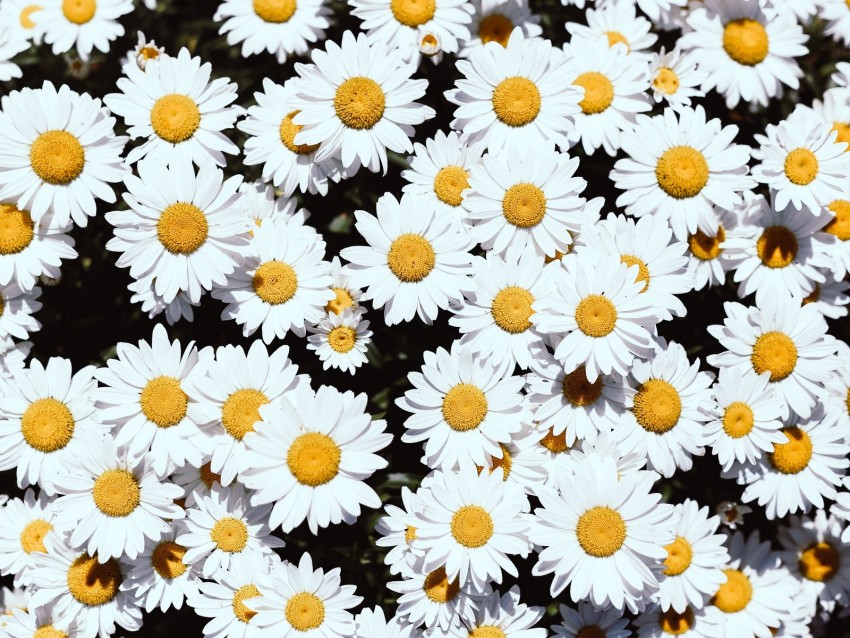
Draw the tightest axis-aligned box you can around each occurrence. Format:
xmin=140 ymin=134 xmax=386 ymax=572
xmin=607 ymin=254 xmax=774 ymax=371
xmin=562 ymin=367 xmax=603 ymax=407
xmin=799 ymin=542 xmax=840 ymax=582
xmin=723 ymin=18 xmax=769 ymax=66
xmin=253 ymin=0 xmax=296 ymax=22
xmin=574 ymin=72 xmax=614 ymax=115
xmin=451 ymin=505 xmax=494 ymax=548
xmin=770 ymin=426 xmax=812 ymax=474
xmin=29 ymin=131 xmax=85 ymax=185
xmin=492 ymin=77 xmax=541 ymax=127
xmin=20 ymin=5 xmax=42 ymax=29
xmin=232 ymin=584 xmax=261 ymax=623
xmin=405 ymin=525 xmax=417 ymax=544
xmin=502 ymin=183 xmax=547 ymax=228
xmin=491 ymin=286 xmax=534 ymax=333
xmin=210 ymin=517 xmax=249 ymax=552
xmin=151 ymin=541 xmax=187 ymax=580
xmin=663 ymin=536 xmax=693 ymax=576
xmin=712 ymin=568 xmax=753 ymax=613
xmin=253 ymin=260 xmax=298 ymax=305
xmin=688 ymin=226 xmax=725 ymax=261
xmin=21 ymin=398 xmax=75 ymax=453
xmin=653 ymin=67 xmax=680 ymax=95
xmin=150 ymin=94 xmax=201 ymax=144
xmin=390 ymin=0 xmax=434 ymax=26
xmin=442 ymin=383 xmax=488 ymax=432
xmin=605 ymin=31 xmax=630 ymax=50
xmin=157 ymin=203 xmax=208 ymax=255
xmin=421 ymin=33 xmax=438 ymax=50
xmin=575 ymin=627 xmax=605 ymax=638
xmin=20 ymin=519 xmax=52 ymax=554
xmin=544 ymin=249 xmax=568 ymax=263
xmin=433 ymin=165 xmax=469 ymax=207
xmin=139 ymin=46 xmax=160 ymax=61
xmin=334 ymin=77 xmax=385 ymax=130
xmin=621 ymin=254 xmax=650 ymax=293
xmin=279 ymin=110 xmax=319 ymax=155
xmin=479 ymin=14 xmax=513 ymax=46
xmin=751 ymin=331 xmax=797 ymax=381
xmin=140 ymin=376 xmax=188 ymax=428
xmin=387 ymin=234 xmax=436 ymax=282
xmin=199 ymin=461 xmax=222 ymax=488
xmin=486 ymin=443 xmax=512 ymax=480
xmin=722 ymin=402 xmax=755 ymax=438
xmin=784 ymin=148 xmax=819 ymax=186
xmin=575 ymin=295 xmax=617 ymax=338
xmin=832 ymin=122 xmax=850 ymax=148
xmin=655 ymin=146 xmax=709 ymax=199
xmin=285 ymin=592 xmax=325 ymax=631
xmin=33 ymin=626 xmax=67 ymax=638
xmin=826 ymin=200 xmax=850 ymax=241
xmin=325 ymin=287 xmax=354 ymax=314
xmin=287 ymin=432 xmax=341 ymax=486
xmin=633 ymin=379 xmax=681 ymax=434
xmin=756 ymin=225 xmax=797 ymax=269
xmin=539 ymin=426 xmax=569 ymax=453
xmin=576 ymin=506 xmax=626 ymax=558
xmin=327 ymin=326 xmax=357 ymax=353
xmin=470 ymin=627 xmax=506 ymax=638
xmin=61 ymin=0 xmax=95 ymax=24
xmin=221 ymin=388 xmax=269 ymax=441
xmin=423 ymin=567 xmax=460 ymax=603
xmin=92 ymin=469 xmax=140 ymax=517
xmin=659 ymin=607 xmax=696 ymax=635
xmin=0 ymin=204 xmax=35 ymax=255
xmin=67 ymin=554 xmax=121 ymax=606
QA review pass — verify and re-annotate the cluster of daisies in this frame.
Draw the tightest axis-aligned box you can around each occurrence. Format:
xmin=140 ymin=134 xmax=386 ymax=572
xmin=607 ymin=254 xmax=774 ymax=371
xmin=3 ymin=0 xmax=850 ymax=636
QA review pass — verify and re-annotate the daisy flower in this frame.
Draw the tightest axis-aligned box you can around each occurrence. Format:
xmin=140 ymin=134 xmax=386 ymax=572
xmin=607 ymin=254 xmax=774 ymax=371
xmin=823 ymin=0 xmax=850 ymax=45
xmin=610 ymin=106 xmax=754 ymax=242
xmin=355 ymin=605 xmax=422 ymax=638
xmin=0 ymin=23 xmax=29 ymax=81
xmin=2 ymin=607 xmax=78 ymax=638
xmin=340 ymin=192 xmax=474 ymax=326
xmin=126 ymin=278 xmax=199 ymax=326
xmin=106 ymin=157 xmax=252 ymax=305
xmin=801 ymin=87 xmax=850 ymax=151
xmin=289 ymin=30 xmax=434 ymax=174
xmin=123 ymin=30 xmax=164 ymax=72
xmin=0 ymin=0 xmax=44 ymax=43
xmin=307 ymin=308 xmax=372 ymax=374
xmin=633 ymin=604 xmax=708 ymax=637
xmin=716 ymin=501 xmax=752 ymax=530
xmin=0 ymin=357 xmax=106 ymax=493
xmin=533 ymin=425 xmax=577 ymax=491
xmin=239 ymin=384 xmax=391 ymax=534
xmin=215 ymin=0 xmax=330 ymax=61
xmin=801 ymin=276 xmax=850 ymax=319
xmin=477 ymin=422 xmax=548 ymax=497
xmin=177 ymin=483 xmax=284 ymax=578
xmin=388 ymin=563 xmax=482 ymax=631
xmin=172 ymin=458 xmax=223 ymax=508
xmin=824 ymin=342 xmax=850 ymax=434
xmin=376 ymin=486 xmax=426 ymax=576
xmin=686 ymin=206 xmax=739 ymax=291
xmin=531 ymin=253 xmax=658 ymax=383
xmin=647 ymin=47 xmax=706 ymax=112
xmin=566 ymin=2 xmax=657 ymax=58
xmin=678 ymin=0 xmax=808 ymax=108
xmin=820 ymin=197 xmax=850 ymax=280
xmin=0 ymin=586 xmax=28 ymax=619
xmin=0 ymin=283 xmax=41 ymax=342
xmin=103 ymin=47 xmax=242 ymax=167
xmin=239 ymin=180 xmax=307 ymax=229
xmin=325 ymin=255 xmax=361 ymax=316
xmin=551 ymin=602 xmax=630 ymax=638
xmin=446 ymin=28 xmax=582 ymax=154
xmin=530 ymin=454 xmax=675 ymax=612
xmin=0 ymin=82 xmax=126 ymax=228
xmin=0 ymin=488 xmax=55 ymax=584
xmin=707 ymin=294 xmax=840 ymax=419
xmin=396 ymin=341 xmax=530 ymax=472
xmin=238 ymin=79 xmax=343 ymax=197
xmin=460 ymin=0 xmax=541 ymax=55
xmin=444 ymin=586 xmax=545 ymax=638
xmin=37 ymin=0 xmax=132 ymax=61
xmin=562 ymin=35 xmax=651 ymax=156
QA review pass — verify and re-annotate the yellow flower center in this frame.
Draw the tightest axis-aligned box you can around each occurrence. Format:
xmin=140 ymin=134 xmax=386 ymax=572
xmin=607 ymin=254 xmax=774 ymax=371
xmin=20 ymin=5 xmax=42 ymax=29
xmin=211 ymin=517 xmax=249 ymax=552
xmin=279 ymin=110 xmax=320 ymax=155
xmin=33 ymin=626 xmax=66 ymax=638
xmin=485 ymin=442 xmax=512 ymax=480
xmin=325 ymin=287 xmax=354 ymax=314
xmin=334 ymin=77 xmax=385 ymax=130
xmin=826 ymin=200 xmax=850 ymax=241
xmin=502 ymin=183 xmax=547 ymax=228
xmin=92 ymin=469 xmax=140 ymax=517
xmin=491 ymin=286 xmax=534 ymax=333
xmin=199 ymin=461 xmax=222 ymax=488
xmin=576 ymin=506 xmax=626 ymax=557
xmin=653 ymin=67 xmax=680 ymax=95
xmin=442 ymin=383 xmax=488 ymax=432
xmin=157 ymin=203 xmax=208 ymax=255
xmin=723 ymin=18 xmax=769 ymax=66
xmin=659 ymin=607 xmax=696 ymax=635
xmin=450 ymin=505 xmax=494 ymax=548
xmin=150 ymin=94 xmax=201 ymax=144
xmin=722 ymin=401 xmax=755 ymax=438
xmin=770 ymin=426 xmax=812 ymax=474
xmin=423 ymin=567 xmax=459 ymax=603
xmin=803 ymin=284 xmax=820 ymax=305
xmin=327 ymin=326 xmax=357 ymax=353
xmin=151 ymin=541 xmax=187 ymax=579
xmin=574 ymin=72 xmax=614 ymax=115
xmin=688 ymin=226 xmax=725 ymax=261
xmin=633 ymin=379 xmax=682 ymax=434
xmin=433 ymin=165 xmax=469 ymax=207
xmin=621 ymin=254 xmax=650 ymax=293
xmin=66 ymin=554 xmax=121 ymax=606
xmin=287 ymin=432 xmax=341 ymax=486
xmin=712 ymin=568 xmax=753 ymax=613
xmin=0 ymin=204 xmax=35 ymax=255
xmin=492 ymin=77 xmax=541 ymax=127
xmin=285 ymin=592 xmax=325 ymax=631
xmin=605 ymin=30 xmax=629 ymax=49
xmin=232 ymin=584 xmax=261 ymax=623
xmin=387 ymin=234 xmax=436 ymax=282
xmin=253 ymin=260 xmax=298 ymax=305
xmin=756 ymin=225 xmax=797 ymax=269
xmin=390 ymin=0 xmax=435 ymax=26
xmin=253 ymin=0 xmax=296 ymax=22
xmin=751 ymin=331 xmax=797 ymax=381
xmin=61 ymin=0 xmax=95 ymax=24
xmin=20 ymin=519 xmax=52 ymax=554
xmin=799 ymin=542 xmax=840 ymax=582
xmin=655 ymin=146 xmax=709 ymax=199
xmin=562 ymin=366 xmax=603 ymax=407
xmin=140 ymin=376 xmax=188 ymax=428
xmin=663 ymin=536 xmax=693 ymax=576
xmin=21 ymin=398 xmax=75 ymax=453
xmin=784 ymin=148 xmax=819 ymax=186
xmin=575 ymin=295 xmax=617 ymax=338
xmin=221 ymin=388 xmax=269 ymax=441
xmin=832 ymin=122 xmax=850 ymax=148
xmin=139 ymin=46 xmax=160 ymax=61
xmin=479 ymin=14 xmax=513 ymax=46
xmin=29 ymin=131 xmax=85 ymax=185
xmin=405 ymin=525 xmax=417 ymax=544
xmin=539 ymin=426 xmax=569 ymax=453
xmin=470 ymin=627 xmax=506 ymax=638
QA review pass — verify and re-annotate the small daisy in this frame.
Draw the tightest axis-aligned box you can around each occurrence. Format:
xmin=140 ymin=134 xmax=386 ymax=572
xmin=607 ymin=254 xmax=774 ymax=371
xmin=801 ymin=276 xmax=850 ymax=319
xmin=355 ymin=605 xmax=422 ymax=638
xmin=37 ymin=0 xmax=133 ymax=61
xmin=340 ymin=192 xmax=474 ymax=326
xmin=240 ymin=180 xmax=308 ymax=229
xmin=123 ymin=30 xmax=164 ymax=72
xmin=2 ymin=607 xmax=78 ymax=638
xmin=716 ymin=501 xmax=752 ymax=530
xmin=477 ymin=422 xmax=549 ymax=497
xmin=801 ymin=87 xmax=850 ymax=151
xmin=610 ymin=106 xmax=754 ymax=242
xmin=534 ymin=425 xmax=578 ymax=491
xmin=307 ymin=308 xmax=372 ymax=374
xmin=172 ymin=458 xmax=223 ymax=508
xmin=686 ymin=206 xmax=739 ymax=291
xmin=0 ymin=488 xmax=55 ymax=584
xmin=633 ymin=604 xmax=708 ymax=637
xmin=822 ymin=0 xmax=850 ymax=45
xmin=461 ymin=0 xmax=541 ymax=55
xmin=551 ymin=602 xmax=630 ymax=638
xmin=127 ymin=278 xmax=198 ymax=325
xmin=0 ymin=283 xmax=41 ymax=342
xmin=388 ymin=563 xmax=482 ymax=631
xmin=445 ymin=586 xmax=545 ymax=638
xmin=647 ymin=47 xmax=706 ymax=112
xmin=325 ymin=255 xmax=362 ymax=316
xmin=819 ymin=197 xmax=850 ymax=280
xmin=566 ymin=2 xmax=657 ymax=58
xmin=104 ymin=47 xmax=242 ymax=167
xmin=376 ymin=486 xmax=426 ymax=576
xmin=0 ymin=0 xmax=44 ymax=43
xmin=0 ymin=82 xmax=126 ymax=228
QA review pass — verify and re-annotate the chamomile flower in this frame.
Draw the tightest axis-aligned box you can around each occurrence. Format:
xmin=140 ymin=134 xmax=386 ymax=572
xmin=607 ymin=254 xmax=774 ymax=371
xmin=123 ymin=30 xmax=164 ymax=72
xmin=37 ymin=0 xmax=133 ymax=61
xmin=461 ymin=0 xmax=541 ymax=55
xmin=376 ymin=486 xmax=426 ymax=576
xmin=802 ymin=277 xmax=850 ymax=319
xmin=239 ymin=181 xmax=307 ymax=229
xmin=822 ymin=0 xmax=850 ymax=45
xmin=0 ymin=0 xmax=44 ymax=43
xmin=678 ymin=0 xmax=808 ymax=108
xmin=0 ymin=488 xmax=55 ymax=584
xmin=396 ymin=341 xmax=529 ymax=472
xmin=444 ymin=586 xmax=545 ymax=638
xmin=341 ymin=192 xmax=474 ymax=326
xmin=0 ymin=283 xmax=41 ymax=342
xmin=325 ymin=256 xmax=361 ymax=316
xmin=648 ymin=48 xmax=706 ymax=112
xmin=355 ymin=606 xmax=422 ymax=638
xmin=551 ymin=602 xmax=630 ymax=638
xmin=801 ymin=87 xmax=850 ymax=150
xmin=289 ymin=30 xmax=434 ymax=174
xmin=104 ymin=47 xmax=242 ymax=167
xmin=530 ymin=454 xmax=675 ymax=611
xmin=215 ymin=0 xmax=329 ymax=61
xmin=388 ymin=563 xmax=482 ymax=631
xmin=0 ymin=82 xmax=126 ymax=228
xmin=106 ymin=157 xmax=252 ymax=305
xmin=610 ymin=106 xmax=754 ymax=242
xmin=566 ymin=2 xmax=657 ymax=58
xmin=2 ymin=607 xmax=78 ymax=638
xmin=172 ymin=459 xmax=223 ymax=508
xmin=715 ymin=501 xmax=752 ymax=530
xmin=533 ymin=425 xmax=577 ymax=491
xmin=446 ymin=28 xmax=582 ymax=154
xmin=686 ymin=206 xmax=739 ymax=291
xmin=239 ymin=384 xmax=391 ymax=534
xmin=820 ymin=197 xmax=850 ymax=280
xmin=307 ymin=308 xmax=372 ymax=374
xmin=477 ymin=422 xmax=548 ymax=497
xmin=127 ymin=278 xmax=199 ymax=325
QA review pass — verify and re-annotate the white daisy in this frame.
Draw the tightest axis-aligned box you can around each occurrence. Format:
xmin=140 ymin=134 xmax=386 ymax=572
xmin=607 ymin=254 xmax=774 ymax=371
xmin=325 ymin=255 xmax=362 ymax=316
xmin=388 ymin=562 xmax=482 ymax=631
xmin=355 ymin=605 xmax=422 ymax=638
xmin=0 ymin=0 xmax=45 ymax=43
xmin=822 ymin=0 xmax=850 ymax=45
xmin=460 ymin=0 xmax=541 ymax=56
xmin=801 ymin=276 xmax=850 ymax=319
xmin=122 ymin=30 xmax=164 ymax=72
xmin=2 ymin=606 xmax=78 ymax=638
xmin=715 ymin=501 xmax=752 ymax=530
xmin=376 ymin=485 xmax=426 ymax=576
xmin=477 ymin=421 xmax=548 ymax=497
xmin=820 ymin=197 xmax=850 ymax=280
xmin=0 ymin=283 xmax=41 ymax=342
xmin=239 ymin=180 xmax=308 ymax=229
xmin=801 ymin=87 xmax=850 ymax=151
xmin=126 ymin=277 xmax=199 ymax=325
xmin=550 ymin=602 xmax=630 ymax=638
xmin=686 ymin=205 xmax=739 ymax=291
xmin=37 ymin=0 xmax=132 ymax=61
xmin=0 ymin=23 xmax=28 ymax=81
xmin=444 ymin=586 xmax=545 ymax=638
xmin=566 ymin=2 xmax=657 ymax=58
xmin=824 ymin=342 xmax=850 ymax=435
xmin=307 ymin=307 xmax=372 ymax=374
xmin=0 ymin=488 xmax=55 ymax=585
xmin=647 ymin=47 xmax=706 ymax=112
xmin=172 ymin=457 xmax=223 ymax=508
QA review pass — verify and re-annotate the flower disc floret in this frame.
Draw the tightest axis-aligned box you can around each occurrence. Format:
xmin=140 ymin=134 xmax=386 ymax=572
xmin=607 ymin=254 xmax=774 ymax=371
xmin=769 ymin=426 xmax=812 ymax=474
xmin=140 ymin=376 xmax=188 ymax=428
xmin=157 ymin=203 xmax=209 ymax=255
xmin=492 ymin=77 xmax=541 ymax=127
xmin=253 ymin=0 xmax=297 ymax=22
xmin=390 ymin=0 xmax=435 ymax=26
xmin=253 ymin=260 xmax=298 ymax=304
xmin=663 ymin=536 xmax=693 ymax=576
xmin=387 ymin=234 xmax=436 ymax=282
xmin=799 ymin=542 xmax=839 ymax=582
xmin=334 ymin=77 xmax=386 ymax=130
xmin=784 ymin=148 xmax=819 ymax=185
xmin=29 ymin=131 xmax=85 ymax=185
xmin=210 ymin=517 xmax=249 ymax=552
xmin=152 ymin=541 xmax=188 ymax=579
xmin=62 ymin=0 xmax=95 ymax=24
xmin=0 ymin=205 xmax=34 ymax=255
xmin=751 ymin=331 xmax=797 ymax=381
xmin=221 ymin=389 xmax=269 ymax=440
xmin=722 ymin=19 xmax=769 ymax=66
xmin=450 ymin=505 xmax=494 ymax=548
xmin=575 ymin=295 xmax=617 ymax=337
xmin=92 ymin=469 xmax=140 ymax=517
xmin=633 ymin=379 xmax=682 ymax=433
xmin=151 ymin=95 xmax=202 ymax=144
xmin=712 ymin=569 xmax=752 ymax=613
xmin=434 ymin=166 xmax=469 ymax=207
xmin=574 ymin=72 xmax=614 ymax=115
xmin=67 ymin=554 xmax=122 ymax=606
xmin=287 ymin=432 xmax=341 ymax=486
xmin=576 ymin=506 xmax=626 ymax=558
xmin=501 ymin=183 xmax=546 ymax=228
xmin=655 ymin=146 xmax=709 ymax=199
xmin=491 ymin=286 xmax=534 ymax=334
xmin=21 ymin=398 xmax=75 ymax=453
xmin=441 ymin=383 xmax=488 ymax=432
xmin=286 ymin=592 xmax=326 ymax=631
